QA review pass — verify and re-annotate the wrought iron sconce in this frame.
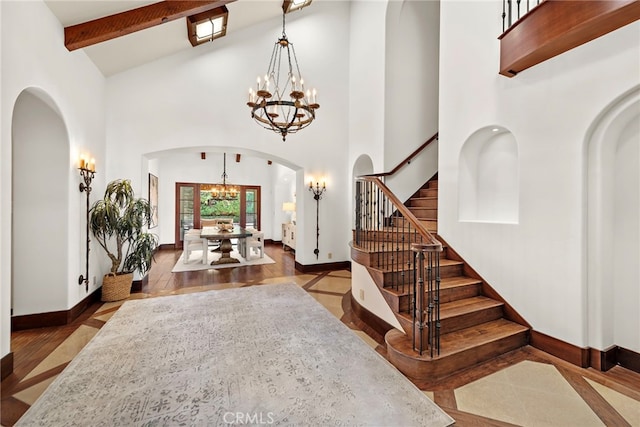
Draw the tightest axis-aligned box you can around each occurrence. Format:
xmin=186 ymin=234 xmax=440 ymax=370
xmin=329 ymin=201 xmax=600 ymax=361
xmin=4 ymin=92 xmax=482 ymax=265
xmin=308 ymin=180 xmax=326 ymax=259
xmin=78 ymin=156 xmax=95 ymax=292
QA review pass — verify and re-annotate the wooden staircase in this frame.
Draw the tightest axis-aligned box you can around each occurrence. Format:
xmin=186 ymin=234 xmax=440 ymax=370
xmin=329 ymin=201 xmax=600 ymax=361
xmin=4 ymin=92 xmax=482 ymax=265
xmin=353 ymin=178 xmax=529 ymax=384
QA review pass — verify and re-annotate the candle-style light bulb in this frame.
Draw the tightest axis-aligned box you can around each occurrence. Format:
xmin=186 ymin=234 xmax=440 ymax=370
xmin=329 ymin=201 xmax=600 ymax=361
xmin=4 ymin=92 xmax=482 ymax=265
xmin=312 ymin=88 xmax=317 ymax=104
xmin=257 ymin=76 xmax=261 ymax=91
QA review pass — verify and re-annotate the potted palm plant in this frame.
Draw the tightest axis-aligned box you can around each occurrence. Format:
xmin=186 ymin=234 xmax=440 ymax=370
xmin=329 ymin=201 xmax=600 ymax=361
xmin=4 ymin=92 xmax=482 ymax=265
xmin=90 ymin=179 xmax=158 ymax=301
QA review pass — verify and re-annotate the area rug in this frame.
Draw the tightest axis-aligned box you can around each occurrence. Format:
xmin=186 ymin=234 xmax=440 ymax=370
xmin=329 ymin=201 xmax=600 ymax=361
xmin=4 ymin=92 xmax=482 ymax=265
xmin=171 ymin=248 xmax=275 ymax=272
xmin=17 ymin=284 xmax=454 ymax=426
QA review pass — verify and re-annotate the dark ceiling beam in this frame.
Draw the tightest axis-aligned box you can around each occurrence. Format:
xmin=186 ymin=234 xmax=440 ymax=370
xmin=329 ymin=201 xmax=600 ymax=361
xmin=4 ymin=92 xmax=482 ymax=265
xmin=64 ymin=0 xmax=236 ymax=51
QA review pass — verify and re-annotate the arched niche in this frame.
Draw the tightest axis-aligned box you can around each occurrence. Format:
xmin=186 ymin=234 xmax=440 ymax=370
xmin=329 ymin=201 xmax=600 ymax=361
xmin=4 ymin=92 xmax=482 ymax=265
xmin=458 ymin=126 xmax=519 ymax=224
xmin=11 ymin=89 xmax=70 ymax=316
xmin=587 ymin=85 xmax=639 ymax=352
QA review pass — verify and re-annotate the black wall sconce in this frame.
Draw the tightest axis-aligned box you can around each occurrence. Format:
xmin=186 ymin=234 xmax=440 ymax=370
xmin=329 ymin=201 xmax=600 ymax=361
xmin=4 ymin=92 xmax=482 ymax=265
xmin=78 ymin=156 xmax=95 ymax=292
xmin=308 ymin=180 xmax=326 ymax=259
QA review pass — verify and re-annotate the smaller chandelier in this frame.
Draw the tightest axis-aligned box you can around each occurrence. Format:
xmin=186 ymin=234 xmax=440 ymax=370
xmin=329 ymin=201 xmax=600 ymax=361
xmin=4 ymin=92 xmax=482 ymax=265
xmin=247 ymin=13 xmax=319 ymax=141
xmin=210 ymin=153 xmax=238 ymax=200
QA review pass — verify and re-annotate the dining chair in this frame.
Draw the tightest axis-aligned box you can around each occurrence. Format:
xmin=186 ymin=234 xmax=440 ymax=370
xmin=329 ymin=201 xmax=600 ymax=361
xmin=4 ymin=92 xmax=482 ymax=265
xmin=183 ymin=230 xmax=208 ymax=264
xmin=245 ymin=231 xmax=264 ymax=260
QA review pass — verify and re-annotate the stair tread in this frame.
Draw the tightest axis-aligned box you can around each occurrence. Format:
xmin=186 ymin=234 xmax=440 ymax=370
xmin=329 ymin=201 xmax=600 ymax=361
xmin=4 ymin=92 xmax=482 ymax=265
xmin=396 ymin=296 xmax=503 ymax=323
xmin=373 ymin=258 xmax=463 ymax=273
xmin=388 ymin=319 xmax=528 ymax=360
xmin=440 ymin=296 xmax=503 ymax=317
xmin=383 ymin=276 xmax=480 ymax=293
xmin=440 ymin=276 xmax=482 ymax=288
xmin=439 ymin=320 xmax=528 ymax=356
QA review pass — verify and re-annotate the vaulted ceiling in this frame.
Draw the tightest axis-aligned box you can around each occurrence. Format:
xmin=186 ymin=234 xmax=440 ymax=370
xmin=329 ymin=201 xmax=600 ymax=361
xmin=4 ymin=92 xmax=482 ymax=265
xmin=44 ymin=1 xmax=292 ymax=76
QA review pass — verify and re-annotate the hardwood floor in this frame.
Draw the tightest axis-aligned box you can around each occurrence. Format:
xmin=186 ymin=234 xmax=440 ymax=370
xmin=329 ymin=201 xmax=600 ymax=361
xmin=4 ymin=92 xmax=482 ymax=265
xmin=2 ymin=243 xmax=639 ymax=426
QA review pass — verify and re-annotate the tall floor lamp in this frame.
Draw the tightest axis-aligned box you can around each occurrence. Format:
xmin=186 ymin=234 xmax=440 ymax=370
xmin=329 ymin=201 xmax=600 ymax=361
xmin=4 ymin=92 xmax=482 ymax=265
xmin=78 ymin=157 xmax=95 ymax=292
xmin=308 ymin=180 xmax=326 ymax=259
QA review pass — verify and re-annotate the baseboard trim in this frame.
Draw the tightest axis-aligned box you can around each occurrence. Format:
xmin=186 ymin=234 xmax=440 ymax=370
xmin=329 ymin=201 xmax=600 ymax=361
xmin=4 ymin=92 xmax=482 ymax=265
xmin=131 ymin=274 xmax=149 ymax=293
xmin=11 ymin=287 xmax=101 ymax=331
xmin=589 ymin=345 xmax=618 ymax=371
xmin=295 ymin=260 xmax=350 ymax=273
xmin=531 ymin=331 xmax=640 ymax=373
xmin=616 ymin=346 xmax=640 ymax=374
xmin=1 ymin=352 xmax=14 ymax=380
xmin=530 ymin=330 xmax=589 ymax=367
xmin=350 ymin=294 xmax=394 ymax=338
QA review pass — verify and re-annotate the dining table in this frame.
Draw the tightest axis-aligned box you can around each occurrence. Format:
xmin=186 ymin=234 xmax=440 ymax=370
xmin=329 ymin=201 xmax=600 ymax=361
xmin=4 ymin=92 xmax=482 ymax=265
xmin=200 ymin=225 xmax=253 ymax=265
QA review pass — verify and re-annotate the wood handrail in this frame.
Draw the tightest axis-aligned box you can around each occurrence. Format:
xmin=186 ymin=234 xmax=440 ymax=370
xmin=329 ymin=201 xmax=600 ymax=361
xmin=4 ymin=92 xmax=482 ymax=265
xmin=363 ymin=133 xmax=438 ymax=179
xmin=360 ymin=176 xmax=442 ymax=251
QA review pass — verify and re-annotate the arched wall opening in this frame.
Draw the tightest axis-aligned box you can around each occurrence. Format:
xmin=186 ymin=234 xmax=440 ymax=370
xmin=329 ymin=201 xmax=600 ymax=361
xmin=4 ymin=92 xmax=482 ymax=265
xmin=140 ymin=147 xmax=303 ymax=251
xmin=459 ymin=126 xmax=519 ymax=224
xmin=11 ymin=89 xmax=70 ymax=316
xmin=587 ymin=86 xmax=640 ymax=353
xmin=352 ymin=154 xmax=374 ymax=229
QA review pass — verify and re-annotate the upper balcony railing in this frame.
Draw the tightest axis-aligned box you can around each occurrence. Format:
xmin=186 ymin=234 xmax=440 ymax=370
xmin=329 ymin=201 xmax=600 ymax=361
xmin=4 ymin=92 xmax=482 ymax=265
xmin=499 ymin=0 xmax=640 ymax=77
xmin=502 ymin=0 xmax=543 ymax=33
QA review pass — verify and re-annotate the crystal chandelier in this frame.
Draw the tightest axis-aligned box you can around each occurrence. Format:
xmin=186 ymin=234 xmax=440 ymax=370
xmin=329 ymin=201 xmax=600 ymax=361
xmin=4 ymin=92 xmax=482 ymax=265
xmin=247 ymin=13 xmax=319 ymax=141
xmin=210 ymin=153 xmax=238 ymax=200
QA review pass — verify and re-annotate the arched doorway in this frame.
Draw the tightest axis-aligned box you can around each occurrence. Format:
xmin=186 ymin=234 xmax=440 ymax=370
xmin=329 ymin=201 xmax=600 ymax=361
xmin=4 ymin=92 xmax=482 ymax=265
xmin=586 ymin=86 xmax=640 ymax=353
xmin=11 ymin=89 xmax=70 ymax=318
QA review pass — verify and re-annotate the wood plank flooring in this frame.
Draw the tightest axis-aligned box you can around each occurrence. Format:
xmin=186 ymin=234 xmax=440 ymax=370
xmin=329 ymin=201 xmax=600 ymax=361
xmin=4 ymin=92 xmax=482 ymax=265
xmin=2 ymin=243 xmax=639 ymax=426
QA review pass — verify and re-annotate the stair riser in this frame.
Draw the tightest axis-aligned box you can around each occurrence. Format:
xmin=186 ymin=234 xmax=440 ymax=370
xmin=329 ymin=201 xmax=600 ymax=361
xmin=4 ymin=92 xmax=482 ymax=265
xmin=408 ymin=199 xmax=438 ymax=208
xmin=438 ymin=305 xmax=504 ymax=335
xmin=391 ymin=219 xmax=438 ymax=234
xmin=419 ymin=189 xmax=438 ymax=198
xmin=369 ymin=258 xmax=463 ymax=278
xmin=408 ymin=208 xmax=438 ymax=219
xmin=353 ymin=230 xmax=424 ymax=244
xmin=396 ymin=283 xmax=481 ymax=311
xmin=386 ymin=330 xmax=528 ymax=382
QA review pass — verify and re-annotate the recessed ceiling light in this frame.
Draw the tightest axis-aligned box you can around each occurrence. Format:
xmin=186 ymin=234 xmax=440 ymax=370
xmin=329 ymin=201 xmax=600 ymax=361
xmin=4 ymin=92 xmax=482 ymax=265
xmin=492 ymin=128 xmax=500 ymax=132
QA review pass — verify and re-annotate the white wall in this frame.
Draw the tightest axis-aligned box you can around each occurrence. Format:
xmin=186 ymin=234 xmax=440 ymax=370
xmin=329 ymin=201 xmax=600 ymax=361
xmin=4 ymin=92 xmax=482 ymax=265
xmin=348 ymin=0 xmax=387 ymax=176
xmin=384 ymin=0 xmax=439 ymax=168
xmin=439 ymin=0 xmax=640 ymax=348
xmin=1 ymin=0 xmax=106 ymax=359
xmin=106 ymin=2 xmax=351 ymax=266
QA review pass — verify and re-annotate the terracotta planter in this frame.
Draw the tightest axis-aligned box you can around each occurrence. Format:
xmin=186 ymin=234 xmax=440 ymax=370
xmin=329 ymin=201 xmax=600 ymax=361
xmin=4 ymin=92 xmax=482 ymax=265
xmin=101 ymin=272 xmax=133 ymax=302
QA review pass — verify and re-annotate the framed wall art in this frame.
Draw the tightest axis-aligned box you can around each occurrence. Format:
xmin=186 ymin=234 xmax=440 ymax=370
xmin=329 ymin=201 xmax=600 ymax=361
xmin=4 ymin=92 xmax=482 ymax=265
xmin=149 ymin=173 xmax=159 ymax=228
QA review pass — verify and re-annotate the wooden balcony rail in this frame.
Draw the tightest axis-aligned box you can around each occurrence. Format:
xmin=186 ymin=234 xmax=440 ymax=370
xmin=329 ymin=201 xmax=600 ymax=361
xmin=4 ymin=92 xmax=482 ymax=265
xmin=499 ymin=0 xmax=640 ymax=77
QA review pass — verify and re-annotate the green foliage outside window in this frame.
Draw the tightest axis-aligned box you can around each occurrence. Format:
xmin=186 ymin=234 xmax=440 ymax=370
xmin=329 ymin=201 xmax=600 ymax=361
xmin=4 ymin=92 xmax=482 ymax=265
xmin=200 ymin=191 xmax=240 ymax=223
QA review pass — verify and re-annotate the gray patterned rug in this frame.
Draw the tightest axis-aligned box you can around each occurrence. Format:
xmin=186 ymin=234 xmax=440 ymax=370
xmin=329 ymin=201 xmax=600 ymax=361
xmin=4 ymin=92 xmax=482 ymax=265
xmin=18 ymin=284 xmax=454 ymax=426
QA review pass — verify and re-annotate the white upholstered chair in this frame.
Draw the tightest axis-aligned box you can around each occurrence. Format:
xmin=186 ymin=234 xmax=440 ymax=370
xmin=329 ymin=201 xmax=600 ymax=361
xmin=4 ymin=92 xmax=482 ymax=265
xmin=183 ymin=230 xmax=208 ymax=264
xmin=245 ymin=231 xmax=264 ymax=260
